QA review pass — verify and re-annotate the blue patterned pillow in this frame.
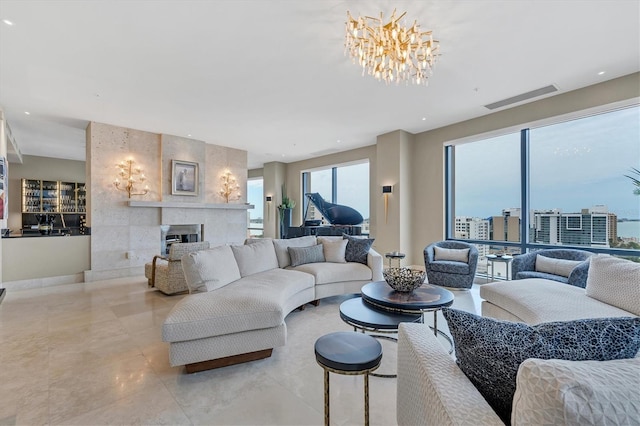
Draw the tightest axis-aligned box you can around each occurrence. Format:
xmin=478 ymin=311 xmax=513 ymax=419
xmin=288 ymin=244 xmax=325 ymax=267
xmin=342 ymin=234 xmax=374 ymax=265
xmin=442 ymin=308 xmax=640 ymax=424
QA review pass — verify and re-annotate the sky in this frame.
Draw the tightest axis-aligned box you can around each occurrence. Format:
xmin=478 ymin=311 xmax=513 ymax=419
xmin=455 ymin=106 xmax=640 ymax=220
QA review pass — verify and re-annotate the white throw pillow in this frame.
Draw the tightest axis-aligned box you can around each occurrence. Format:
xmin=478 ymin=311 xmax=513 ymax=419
xmin=535 ymin=255 xmax=583 ymax=278
xmin=181 ymin=245 xmax=241 ymax=293
xmin=321 ymin=239 xmax=348 ymax=263
xmin=231 ymin=239 xmax=279 ymax=277
xmin=586 ymin=254 xmax=640 ymax=316
xmin=272 ymin=236 xmax=317 ymax=268
xmin=512 ymin=357 xmax=640 ymax=425
xmin=434 ymin=246 xmax=469 ymax=263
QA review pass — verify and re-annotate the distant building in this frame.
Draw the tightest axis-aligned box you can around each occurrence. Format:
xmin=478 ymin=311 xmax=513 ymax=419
xmin=455 ymin=216 xmax=489 ymax=256
xmin=492 ymin=208 xmax=521 ymax=242
xmin=531 ymin=206 xmax=615 ymax=247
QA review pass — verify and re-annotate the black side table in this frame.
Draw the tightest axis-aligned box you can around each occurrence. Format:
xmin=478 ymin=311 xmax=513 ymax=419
xmin=314 ymin=331 xmax=382 ymax=426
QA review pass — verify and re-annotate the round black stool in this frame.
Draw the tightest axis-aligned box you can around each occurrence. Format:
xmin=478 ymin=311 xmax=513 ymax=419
xmin=314 ymin=331 xmax=382 ymax=426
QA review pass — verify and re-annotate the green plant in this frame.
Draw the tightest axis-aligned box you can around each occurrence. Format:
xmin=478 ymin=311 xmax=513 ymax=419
xmin=277 ymin=184 xmax=296 ymax=210
xmin=624 ymin=167 xmax=640 ymax=196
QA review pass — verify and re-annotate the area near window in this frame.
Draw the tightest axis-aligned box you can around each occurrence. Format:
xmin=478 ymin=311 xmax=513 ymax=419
xmin=446 ymin=104 xmax=640 ymax=279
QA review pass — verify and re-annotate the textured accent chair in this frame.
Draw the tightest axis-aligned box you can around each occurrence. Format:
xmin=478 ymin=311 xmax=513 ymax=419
xmin=511 ymin=248 xmax=593 ymax=288
xmin=424 ymin=241 xmax=479 ymax=290
xmin=145 ymin=241 xmax=210 ymax=294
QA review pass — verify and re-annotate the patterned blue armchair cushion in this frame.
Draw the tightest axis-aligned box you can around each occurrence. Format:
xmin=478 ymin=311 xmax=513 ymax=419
xmin=428 ymin=261 xmax=471 ymax=275
xmin=342 ymin=234 xmax=374 ymax=264
xmin=442 ymin=308 xmax=640 ymax=425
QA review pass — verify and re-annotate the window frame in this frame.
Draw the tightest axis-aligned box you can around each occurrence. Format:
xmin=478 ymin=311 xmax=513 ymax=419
xmin=445 ymin=104 xmax=640 ymax=259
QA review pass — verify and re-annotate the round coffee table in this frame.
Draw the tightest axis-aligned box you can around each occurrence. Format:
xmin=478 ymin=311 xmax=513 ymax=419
xmin=339 ymin=297 xmax=422 ymax=378
xmin=361 ymin=281 xmax=454 ymax=349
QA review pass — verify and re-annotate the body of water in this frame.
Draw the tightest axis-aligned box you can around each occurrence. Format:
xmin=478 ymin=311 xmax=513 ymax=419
xmin=617 ymin=221 xmax=640 ymax=239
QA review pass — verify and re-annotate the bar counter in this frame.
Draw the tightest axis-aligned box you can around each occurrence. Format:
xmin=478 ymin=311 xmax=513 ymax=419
xmin=2 ymin=234 xmax=90 ymax=282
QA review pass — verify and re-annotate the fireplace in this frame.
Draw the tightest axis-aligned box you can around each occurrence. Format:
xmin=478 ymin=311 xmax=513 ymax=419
xmin=161 ymin=224 xmax=202 ymax=255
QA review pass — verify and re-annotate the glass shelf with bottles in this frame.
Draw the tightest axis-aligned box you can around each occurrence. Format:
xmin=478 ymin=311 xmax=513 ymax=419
xmin=22 ymin=179 xmax=86 ymax=213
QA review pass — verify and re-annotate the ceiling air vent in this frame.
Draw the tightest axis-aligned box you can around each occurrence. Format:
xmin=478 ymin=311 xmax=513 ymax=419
xmin=484 ymin=85 xmax=558 ymax=110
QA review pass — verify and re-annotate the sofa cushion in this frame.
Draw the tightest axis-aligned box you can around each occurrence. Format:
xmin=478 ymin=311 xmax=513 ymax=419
xmin=320 ymin=238 xmax=348 ymax=263
xmin=231 ymin=239 xmax=278 ymax=277
xmin=434 ymin=246 xmax=469 ymax=262
xmin=512 ymin=357 xmax=640 ymax=426
xmin=343 ymin=235 xmax=374 ymax=264
xmin=586 ymin=254 xmax=640 ymax=316
xmin=515 ymin=270 xmax=569 ymax=283
xmin=272 ymin=236 xmax=317 ymax=268
xmin=442 ymin=307 xmax=640 ymax=424
xmin=288 ymin=244 xmax=325 ymax=267
xmin=479 ymin=278 xmax=633 ymax=324
xmin=535 ymin=254 xmax=582 ymax=278
xmin=428 ymin=260 xmax=470 ymax=275
xmin=290 ymin=262 xmax=372 ymax=285
xmin=181 ymin=245 xmax=241 ymax=293
xmin=162 ymin=268 xmax=314 ymax=342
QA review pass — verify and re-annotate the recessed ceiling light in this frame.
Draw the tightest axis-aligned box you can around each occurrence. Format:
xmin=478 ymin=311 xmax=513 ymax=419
xmin=598 ymin=71 xmax=605 ymax=75
xmin=421 ymin=117 xmax=426 ymax=121
xmin=187 ymin=134 xmax=192 ymax=137
xmin=2 ymin=19 xmax=14 ymax=26
xmin=337 ymin=139 xmax=341 ymax=143
xmin=24 ymin=111 xmax=30 ymax=115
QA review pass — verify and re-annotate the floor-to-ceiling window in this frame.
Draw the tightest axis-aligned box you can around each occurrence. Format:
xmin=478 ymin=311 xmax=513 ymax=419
xmin=302 ymin=161 xmax=370 ymax=234
xmin=247 ymin=177 xmax=264 ymax=237
xmin=447 ymin=104 xmax=640 ymax=278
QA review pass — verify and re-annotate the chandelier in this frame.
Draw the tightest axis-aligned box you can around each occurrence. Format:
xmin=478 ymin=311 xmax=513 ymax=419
xmin=345 ymin=9 xmax=439 ymax=86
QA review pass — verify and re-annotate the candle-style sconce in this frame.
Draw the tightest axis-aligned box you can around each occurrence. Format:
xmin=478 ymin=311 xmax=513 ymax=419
xmin=114 ymin=158 xmax=148 ymax=198
xmin=219 ymin=170 xmax=241 ymax=203
xmin=382 ymin=185 xmax=393 ymax=224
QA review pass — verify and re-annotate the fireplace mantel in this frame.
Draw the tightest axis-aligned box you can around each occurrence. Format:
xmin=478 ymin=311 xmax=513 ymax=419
xmin=128 ymin=201 xmax=254 ymax=210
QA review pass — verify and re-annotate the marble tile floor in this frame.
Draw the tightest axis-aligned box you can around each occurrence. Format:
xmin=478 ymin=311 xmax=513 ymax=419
xmin=0 ymin=276 xmax=483 ymax=426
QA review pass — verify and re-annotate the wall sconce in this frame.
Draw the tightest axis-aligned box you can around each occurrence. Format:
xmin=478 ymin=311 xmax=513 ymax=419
xmin=382 ymin=185 xmax=393 ymax=224
xmin=114 ymin=159 xmax=148 ymax=198
xmin=266 ymin=196 xmax=272 ymax=220
xmin=219 ymin=171 xmax=241 ymax=203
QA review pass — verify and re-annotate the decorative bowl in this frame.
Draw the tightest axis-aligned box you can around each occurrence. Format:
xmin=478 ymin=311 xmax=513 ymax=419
xmin=383 ymin=268 xmax=426 ymax=292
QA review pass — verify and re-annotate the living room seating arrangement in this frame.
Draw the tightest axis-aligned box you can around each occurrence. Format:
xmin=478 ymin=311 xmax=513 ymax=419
xmin=144 ymin=241 xmax=211 ymax=294
xmin=397 ymin=254 xmax=640 ymax=425
xmin=423 ymin=240 xmax=479 ymax=289
xmin=511 ymin=248 xmax=593 ymax=288
xmin=161 ymin=235 xmax=383 ymax=373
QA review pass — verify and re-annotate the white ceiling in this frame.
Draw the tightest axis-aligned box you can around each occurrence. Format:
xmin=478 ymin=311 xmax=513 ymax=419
xmin=1 ymin=0 xmax=639 ymax=169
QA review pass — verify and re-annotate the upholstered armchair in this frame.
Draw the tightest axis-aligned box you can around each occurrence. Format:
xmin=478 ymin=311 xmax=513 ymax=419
xmin=145 ymin=241 xmax=210 ymax=294
xmin=511 ymin=249 xmax=593 ymax=288
xmin=424 ymin=241 xmax=479 ymax=289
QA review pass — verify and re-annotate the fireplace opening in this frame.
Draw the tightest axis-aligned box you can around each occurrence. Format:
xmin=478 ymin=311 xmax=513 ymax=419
xmin=161 ymin=224 xmax=202 ymax=255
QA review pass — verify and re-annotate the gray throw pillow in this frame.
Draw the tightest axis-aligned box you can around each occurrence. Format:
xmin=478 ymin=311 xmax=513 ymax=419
xmin=343 ymin=234 xmax=374 ymax=265
xmin=288 ymin=244 xmax=325 ymax=267
xmin=442 ymin=308 xmax=640 ymax=425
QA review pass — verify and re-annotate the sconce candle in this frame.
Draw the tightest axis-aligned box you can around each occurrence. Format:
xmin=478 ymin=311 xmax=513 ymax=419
xmin=114 ymin=159 xmax=149 ymax=198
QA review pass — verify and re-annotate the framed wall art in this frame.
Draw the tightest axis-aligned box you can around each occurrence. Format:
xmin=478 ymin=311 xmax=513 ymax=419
xmin=171 ymin=160 xmax=199 ymax=196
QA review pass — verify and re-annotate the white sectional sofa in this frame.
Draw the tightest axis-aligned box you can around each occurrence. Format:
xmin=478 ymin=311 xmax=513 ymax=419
xmin=397 ymin=254 xmax=640 ymax=425
xmin=162 ymin=235 xmax=383 ymax=373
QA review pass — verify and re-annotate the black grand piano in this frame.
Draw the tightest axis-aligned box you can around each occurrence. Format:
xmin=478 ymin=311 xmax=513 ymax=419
xmin=285 ymin=192 xmax=363 ymax=238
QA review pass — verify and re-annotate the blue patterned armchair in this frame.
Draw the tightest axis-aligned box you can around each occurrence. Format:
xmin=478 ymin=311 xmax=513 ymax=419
xmin=511 ymin=249 xmax=593 ymax=288
xmin=424 ymin=241 xmax=479 ymax=289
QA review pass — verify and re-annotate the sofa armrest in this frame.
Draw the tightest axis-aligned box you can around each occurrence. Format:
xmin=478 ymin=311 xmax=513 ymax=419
xmin=367 ymin=248 xmax=384 ymax=282
xmin=511 ymin=252 xmax=537 ymax=279
xmin=397 ymin=323 xmax=502 ymax=426
xmin=567 ymin=259 xmax=590 ymax=288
